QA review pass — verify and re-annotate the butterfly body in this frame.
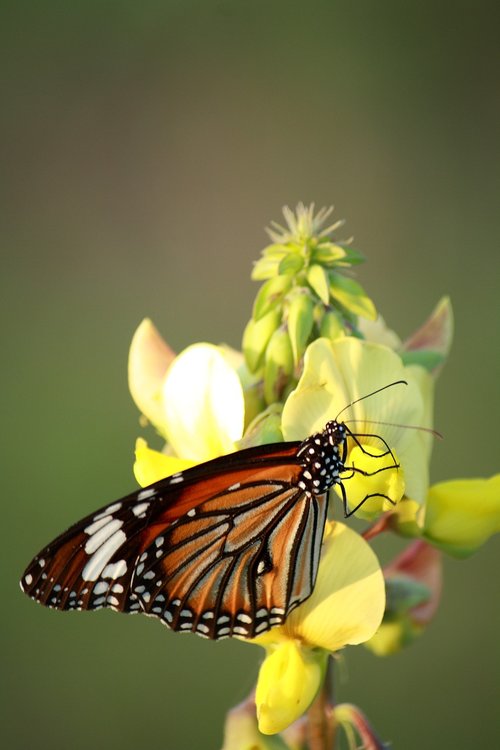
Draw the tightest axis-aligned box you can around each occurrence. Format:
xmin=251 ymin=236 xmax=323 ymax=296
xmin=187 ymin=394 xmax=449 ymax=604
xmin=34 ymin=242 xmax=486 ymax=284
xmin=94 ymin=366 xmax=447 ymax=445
xmin=21 ymin=421 xmax=350 ymax=640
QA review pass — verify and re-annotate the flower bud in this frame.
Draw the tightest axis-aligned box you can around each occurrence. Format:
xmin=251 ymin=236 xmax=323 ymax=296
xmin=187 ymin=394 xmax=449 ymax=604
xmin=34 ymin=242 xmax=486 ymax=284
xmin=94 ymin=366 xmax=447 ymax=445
xmin=263 ymin=328 xmax=295 ymax=404
xmin=287 ymin=293 xmax=314 ymax=365
xmin=243 ymin=308 xmax=282 ymax=373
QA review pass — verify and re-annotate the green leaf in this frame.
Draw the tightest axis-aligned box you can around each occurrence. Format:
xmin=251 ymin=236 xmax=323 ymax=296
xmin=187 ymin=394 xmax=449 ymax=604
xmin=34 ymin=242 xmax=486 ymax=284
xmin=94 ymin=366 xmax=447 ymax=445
xmin=306 ymin=264 xmax=330 ymax=304
xmin=287 ymin=294 xmax=314 ymax=365
xmin=337 ymin=245 xmax=365 ymax=265
xmin=311 ymin=242 xmax=347 ymax=266
xmin=261 ymin=242 xmax=291 ymax=258
xmin=252 ymin=256 xmax=281 ymax=281
xmin=329 ymin=273 xmax=377 ymax=320
xmin=278 ymin=252 xmax=304 ymax=275
xmin=242 ymin=308 xmax=281 ymax=372
xmin=400 ymin=349 xmax=445 ymax=372
xmin=253 ymin=275 xmax=292 ymax=321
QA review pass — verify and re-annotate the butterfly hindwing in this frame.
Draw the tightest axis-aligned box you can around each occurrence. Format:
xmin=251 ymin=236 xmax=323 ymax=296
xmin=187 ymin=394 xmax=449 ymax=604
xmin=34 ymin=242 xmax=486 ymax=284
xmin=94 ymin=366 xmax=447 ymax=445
xmin=132 ymin=481 xmax=328 ymax=638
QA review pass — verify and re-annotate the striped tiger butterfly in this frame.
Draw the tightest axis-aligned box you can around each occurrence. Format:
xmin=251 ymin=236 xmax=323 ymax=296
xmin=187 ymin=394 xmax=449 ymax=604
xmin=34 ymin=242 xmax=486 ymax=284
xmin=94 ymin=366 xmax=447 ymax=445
xmin=20 ymin=382 xmax=404 ymax=640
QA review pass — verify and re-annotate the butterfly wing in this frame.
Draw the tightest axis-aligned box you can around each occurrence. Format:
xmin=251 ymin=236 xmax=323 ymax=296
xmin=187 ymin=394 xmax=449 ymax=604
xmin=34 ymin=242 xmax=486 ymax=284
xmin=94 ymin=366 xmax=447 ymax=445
xmin=20 ymin=442 xmax=328 ymax=639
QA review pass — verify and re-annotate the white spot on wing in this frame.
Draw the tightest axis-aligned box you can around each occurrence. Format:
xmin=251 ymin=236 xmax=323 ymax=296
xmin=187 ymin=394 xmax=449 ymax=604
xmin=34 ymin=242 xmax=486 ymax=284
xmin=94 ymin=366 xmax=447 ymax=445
xmin=169 ymin=476 xmax=184 ymax=484
xmin=93 ymin=582 xmax=109 ymax=595
xmin=85 ymin=516 xmax=111 ymax=535
xmin=84 ymin=518 xmax=124 ymax=555
xmin=138 ymin=488 xmax=156 ymax=500
xmin=133 ymin=502 xmax=150 ymax=517
xmin=82 ymin=530 xmax=127 ymax=581
xmin=101 ymin=560 xmax=127 ymax=579
xmin=93 ymin=502 xmax=122 ymax=521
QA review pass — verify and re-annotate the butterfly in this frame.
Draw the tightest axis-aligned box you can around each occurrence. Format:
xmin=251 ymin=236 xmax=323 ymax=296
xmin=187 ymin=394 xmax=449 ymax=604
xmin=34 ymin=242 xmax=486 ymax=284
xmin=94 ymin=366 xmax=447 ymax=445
xmin=20 ymin=385 xmax=402 ymax=641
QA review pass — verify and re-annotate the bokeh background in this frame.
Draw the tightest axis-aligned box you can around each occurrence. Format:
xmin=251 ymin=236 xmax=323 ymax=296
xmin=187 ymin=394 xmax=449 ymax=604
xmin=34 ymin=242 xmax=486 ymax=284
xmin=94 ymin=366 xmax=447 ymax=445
xmin=2 ymin=2 xmax=499 ymax=748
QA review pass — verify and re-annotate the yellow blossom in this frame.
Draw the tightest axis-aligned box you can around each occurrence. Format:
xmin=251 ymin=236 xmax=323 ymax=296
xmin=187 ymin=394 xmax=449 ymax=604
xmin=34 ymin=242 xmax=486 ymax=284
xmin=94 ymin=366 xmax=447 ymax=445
xmin=282 ymin=337 xmax=432 ymax=512
xmin=128 ymin=320 xmax=246 ymax=479
xmin=251 ymin=523 xmax=385 ymax=734
xmin=423 ymin=474 xmax=500 ymax=557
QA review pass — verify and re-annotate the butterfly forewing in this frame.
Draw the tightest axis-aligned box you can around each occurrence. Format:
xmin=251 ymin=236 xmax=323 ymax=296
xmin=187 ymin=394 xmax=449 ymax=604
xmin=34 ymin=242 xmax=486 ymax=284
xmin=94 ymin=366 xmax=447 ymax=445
xmin=21 ymin=440 xmax=330 ymax=639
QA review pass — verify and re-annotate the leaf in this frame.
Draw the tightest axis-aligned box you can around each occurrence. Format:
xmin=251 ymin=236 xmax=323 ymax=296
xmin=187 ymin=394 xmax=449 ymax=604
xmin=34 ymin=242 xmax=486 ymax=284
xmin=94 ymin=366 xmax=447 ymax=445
xmin=339 ymin=245 xmax=365 ymax=265
xmin=278 ymin=252 xmax=304 ymax=275
xmin=311 ymin=242 xmax=347 ymax=266
xmin=253 ymin=275 xmax=292 ymax=321
xmin=252 ymin=256 xmax=281 ymax=281
xmin=329 ymin=273 xmax=377 ymax=320
xmin=400 ymin=350 xmax=445 ymax=372
xmin=306 ymin=264 xmax=330 ymax=304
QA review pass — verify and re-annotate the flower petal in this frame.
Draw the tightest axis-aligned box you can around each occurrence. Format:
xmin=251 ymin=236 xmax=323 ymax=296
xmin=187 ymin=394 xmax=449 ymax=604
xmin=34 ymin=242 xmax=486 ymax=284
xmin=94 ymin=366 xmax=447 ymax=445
xmin=255 ymin=640 xmax=326 ymax=735
xmin=133 ymin=438 xmax=194 ymax=487
xmin=162 ymin=343 xmax=245 ymax=462
xmin=341 ymin=444 xmax=405 ymax=520
xmin=402 ymin=296 xmax=453 ymax=374
xmin=281 ymin=523 xmax=385 ymax=651
xmin=128 ymin=319 xmax=176 ymax=437
xmin=423 ymin=474 xmax=500 ymax=557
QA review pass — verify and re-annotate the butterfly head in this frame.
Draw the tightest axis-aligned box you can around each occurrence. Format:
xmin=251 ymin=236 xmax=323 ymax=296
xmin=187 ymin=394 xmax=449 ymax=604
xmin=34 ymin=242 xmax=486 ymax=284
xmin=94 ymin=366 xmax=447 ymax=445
xmin=296 ymin=420 xmax=347 ymax=495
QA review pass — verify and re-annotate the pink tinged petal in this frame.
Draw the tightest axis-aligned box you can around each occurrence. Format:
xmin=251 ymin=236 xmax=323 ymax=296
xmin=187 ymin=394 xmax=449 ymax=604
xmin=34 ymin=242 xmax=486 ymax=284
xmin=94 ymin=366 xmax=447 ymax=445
xmin=133 ymin=438 xmax=194 ymax=487
xmin=423 ymin=474 xmax=500 ymax=557
xmin=128 ymin=319 xmax=176 ymax=437
xmin=283 ymin=523 xmax=385 ymax=651
xmin=384 ymin=540 xmax=442 ymax=626
xmin=162 ymin=343 xmax=245 ymax=462
xmin=366 ymin=540 xmax=442 ymax=656
xmin=402 ymin=296 xmax=454 ymax=374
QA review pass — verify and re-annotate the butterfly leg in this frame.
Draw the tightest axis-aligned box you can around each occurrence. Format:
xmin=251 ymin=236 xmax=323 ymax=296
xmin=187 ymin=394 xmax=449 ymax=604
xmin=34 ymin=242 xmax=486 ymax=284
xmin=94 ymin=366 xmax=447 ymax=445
xmin=344 ymin=491 xmax=396 ymax=518
xmin=345 ymin=428 xmax=397 ymax=465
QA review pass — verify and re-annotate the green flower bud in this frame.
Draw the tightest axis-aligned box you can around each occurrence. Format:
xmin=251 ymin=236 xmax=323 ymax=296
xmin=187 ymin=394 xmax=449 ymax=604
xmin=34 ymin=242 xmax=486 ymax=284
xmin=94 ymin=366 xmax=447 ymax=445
xmin=242 ymin=308 xmax=281 ymax=373
xmin=287 ymin=293 xmax=314 ymax=366
xmin=263 ymin=328 xmax=295 ymax=405
xmin=319 ymin=309 xmax=345 ymax=340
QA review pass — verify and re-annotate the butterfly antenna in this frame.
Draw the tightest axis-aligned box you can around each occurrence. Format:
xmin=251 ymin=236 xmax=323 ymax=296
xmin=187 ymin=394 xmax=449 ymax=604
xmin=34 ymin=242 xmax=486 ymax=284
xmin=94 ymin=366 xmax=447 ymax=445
xmin=344 ymin=418 xmax=443 ymax=440
xmin=335 ymin=380 xmax=408 ymax=421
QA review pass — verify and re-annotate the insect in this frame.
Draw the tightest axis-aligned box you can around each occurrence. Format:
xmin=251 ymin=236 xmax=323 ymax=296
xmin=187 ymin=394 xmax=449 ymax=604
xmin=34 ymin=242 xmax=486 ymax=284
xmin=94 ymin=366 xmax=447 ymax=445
xmin=20 ymin=384 xmax=402 ymax=641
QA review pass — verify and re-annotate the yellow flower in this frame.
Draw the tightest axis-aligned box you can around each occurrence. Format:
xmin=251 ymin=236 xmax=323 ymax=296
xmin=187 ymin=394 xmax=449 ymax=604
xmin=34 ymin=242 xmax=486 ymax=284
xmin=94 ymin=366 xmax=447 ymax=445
xmin=423 ymin=474 xmax=500 ymax=557
xmin=251 ymin=522 xmax=385 ymax=734
xmin=282 ymin=337 xmax=433 ymax=515
xmin=128 ymin=319 xmax=245 ymax=484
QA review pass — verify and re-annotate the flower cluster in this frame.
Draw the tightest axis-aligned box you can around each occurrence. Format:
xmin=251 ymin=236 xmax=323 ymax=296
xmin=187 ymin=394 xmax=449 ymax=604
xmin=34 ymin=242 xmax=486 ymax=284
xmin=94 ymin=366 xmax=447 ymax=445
xmin=128 ymin=205 xmax=499 ymax=748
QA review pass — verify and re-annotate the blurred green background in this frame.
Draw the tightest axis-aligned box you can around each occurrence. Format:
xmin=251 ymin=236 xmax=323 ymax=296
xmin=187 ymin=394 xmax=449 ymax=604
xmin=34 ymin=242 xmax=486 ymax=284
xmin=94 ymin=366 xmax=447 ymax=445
xmin=2 ymin=2 xmax=499 ymax=748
